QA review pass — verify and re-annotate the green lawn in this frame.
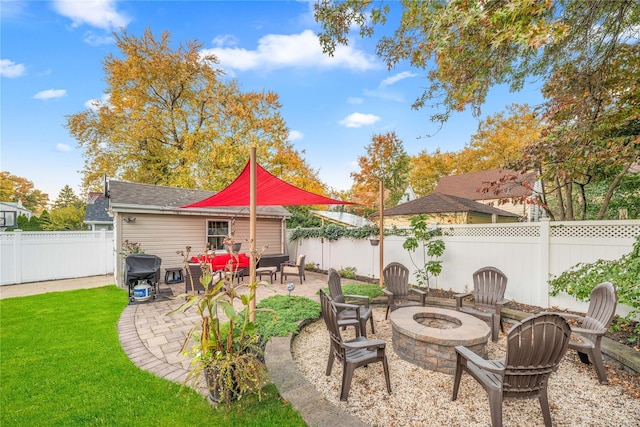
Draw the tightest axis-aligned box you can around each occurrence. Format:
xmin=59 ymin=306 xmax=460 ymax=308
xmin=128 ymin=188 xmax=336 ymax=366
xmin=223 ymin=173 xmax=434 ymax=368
xmin=0 ymin=286 xmax=306 ymax=427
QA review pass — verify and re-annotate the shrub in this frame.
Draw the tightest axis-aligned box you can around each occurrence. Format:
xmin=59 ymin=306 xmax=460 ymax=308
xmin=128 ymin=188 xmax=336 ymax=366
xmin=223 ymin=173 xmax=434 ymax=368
xmin=549 ymin=235 xmax=640 ymax=344
xmin=256 ymin=295 xmax=321 ymax=340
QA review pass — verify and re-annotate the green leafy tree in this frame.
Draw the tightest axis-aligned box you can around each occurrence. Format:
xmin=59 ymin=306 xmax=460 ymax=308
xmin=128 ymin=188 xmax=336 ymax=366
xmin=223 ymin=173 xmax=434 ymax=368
xmin=46 ymin=205 xmax=86 ymax=231
xmin=315 ymin=1 xmax=639 ymax=219
xmin=51 ymin=185 xmax=83 ymax=210
xmin=402 ymin=215 xmax=445 ymax=290
xmin=285 ymin=206 xmax=323 ymax=229
xmin=66 ymin=28 xmax=323 ymax=195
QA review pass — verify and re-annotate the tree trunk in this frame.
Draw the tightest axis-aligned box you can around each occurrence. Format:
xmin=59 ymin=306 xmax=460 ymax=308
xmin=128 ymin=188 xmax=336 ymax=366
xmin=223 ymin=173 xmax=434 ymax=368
xmin=597 ymin=163 xmax=632 ymax=220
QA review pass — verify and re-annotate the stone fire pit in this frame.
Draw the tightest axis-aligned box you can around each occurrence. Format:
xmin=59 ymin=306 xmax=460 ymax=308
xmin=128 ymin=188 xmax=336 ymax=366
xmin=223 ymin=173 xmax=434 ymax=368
xmin=390 ymin=306 xmax=491 ymax=375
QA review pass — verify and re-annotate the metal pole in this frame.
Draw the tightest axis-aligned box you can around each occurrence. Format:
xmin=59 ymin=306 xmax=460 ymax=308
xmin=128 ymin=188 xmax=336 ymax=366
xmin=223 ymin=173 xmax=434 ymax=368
xmin=249 ymin=147 xmax=257 ymax=321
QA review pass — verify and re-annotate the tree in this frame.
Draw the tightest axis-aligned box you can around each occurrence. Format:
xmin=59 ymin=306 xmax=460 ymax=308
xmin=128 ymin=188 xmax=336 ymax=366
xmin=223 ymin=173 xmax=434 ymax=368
xmin=44 ymin=186 xmax=86 ymax=231
xmin=350 ymin=131 xmax=410 ymax=211
xmin=0 ymin=171 xmax=49 ymax=212
xmin=409 ymin=104 xmax=541 ymax=197
xmin=315 ymin=0 xmax=639 ymax=219
xmin=315 ymin=0 xmax=566 ymax=123
xmin=52 ymin=185 xmax=82 ymax=210
xmin=66 ymin=29 xmax=322 ymax=195
xmin=46 ymin=205 xmax=86 ymax=231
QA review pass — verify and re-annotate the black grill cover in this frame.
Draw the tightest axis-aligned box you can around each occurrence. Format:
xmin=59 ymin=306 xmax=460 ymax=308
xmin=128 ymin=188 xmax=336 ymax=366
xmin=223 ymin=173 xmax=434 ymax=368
xmin=124 ymin=254 xmax=162 ymax=285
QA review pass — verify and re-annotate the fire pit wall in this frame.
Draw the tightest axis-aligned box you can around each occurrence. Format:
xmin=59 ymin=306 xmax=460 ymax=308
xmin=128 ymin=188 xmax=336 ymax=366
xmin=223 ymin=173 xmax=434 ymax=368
xmin=390 ymin=306 xmax=491 ymax=375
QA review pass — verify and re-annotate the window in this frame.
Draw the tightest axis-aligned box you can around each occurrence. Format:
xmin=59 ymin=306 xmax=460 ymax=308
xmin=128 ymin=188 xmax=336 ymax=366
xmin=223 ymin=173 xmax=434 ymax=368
xmin=207 ymin=220 xmax=229 ymax=250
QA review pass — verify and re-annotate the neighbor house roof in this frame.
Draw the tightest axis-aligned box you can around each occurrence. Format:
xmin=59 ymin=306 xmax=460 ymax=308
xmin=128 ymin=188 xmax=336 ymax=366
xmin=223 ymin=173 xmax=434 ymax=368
xmin=434 ymin=169 xmax=535 ymax=201
xmin=312 ymin=210 xmax=374 ymax=227
xmin=107 ymin=180 xmax=290 ymax=217
xmin=84 ymin=192 xmax=112 ymax=224
xmin=373 ymin=192 xmax=519 ymax=218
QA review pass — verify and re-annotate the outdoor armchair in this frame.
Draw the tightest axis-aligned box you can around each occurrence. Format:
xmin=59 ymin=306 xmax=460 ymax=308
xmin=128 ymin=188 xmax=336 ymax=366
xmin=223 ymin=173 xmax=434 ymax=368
xmin=319 ymin=289 xmax=391 ymax=402
xmin=452 ymin=313 xmax=572 ymax=427
xmin=280 ymin=254 xmax=306 ymax=284
xmin=543 ymin=281 xmax=617 ymax=384
xmin=382 ymin=262 xmax=426 ymax=320
xmin=454 ymin=266 xmax=509 ymax=341
xmin=327 ymin=268 xmax=374 ymax=338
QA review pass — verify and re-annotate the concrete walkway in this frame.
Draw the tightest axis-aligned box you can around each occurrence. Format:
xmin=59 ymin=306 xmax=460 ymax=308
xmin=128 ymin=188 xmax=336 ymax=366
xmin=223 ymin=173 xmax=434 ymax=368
xmin=1 ymin=271 xmax=364 ymax=426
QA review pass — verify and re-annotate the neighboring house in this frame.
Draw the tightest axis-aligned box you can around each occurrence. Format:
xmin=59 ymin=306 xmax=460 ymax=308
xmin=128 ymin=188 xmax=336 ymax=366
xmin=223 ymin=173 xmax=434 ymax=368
xmin=312 ymin=210 xmax=374 ymax=227
xmin=84 ymin=192 xmax=113 ymax=231
xmin=0 ymin=200 xmax=31 ymax=228
xmin=434 ymin=168 xmax=540 ymax=221
xmin=373 ymin=192 xmax=520 ymax=226
xmin=398 ymin=184 xmax=417 ymax=205
xmin=107 ymin=180 xmax=291 ymax=286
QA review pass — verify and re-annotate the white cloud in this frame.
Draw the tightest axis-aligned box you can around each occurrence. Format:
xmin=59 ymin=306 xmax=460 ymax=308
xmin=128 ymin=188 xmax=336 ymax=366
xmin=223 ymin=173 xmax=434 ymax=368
xmin=339 ymin=112 xmax=380 ymax=128
xmin=52 ymin=0 xmax=130 ymax=31
xmin=56 ymin=143 xmax=71 ymax=152
xmin=83 ymin=31 xmax=115 ymax=46
xmin=379 ymin=71 xmax=418 ymax=87
xmin=288 ymin=130 xmax=304 ymax=141
xmin=362 ymin=88 xmax=405 ymax=103
xmin=0 ymin=0 xmax=27 ymax=18
xmin=0 ymin=59 xmax=26 ymax=78
xmin=347 ymin=97 xmax=363 ymax=105
xmin=84 ymin=94 xmax=110 ymax=111
xmin=33 ymin=89 xmax=67 ymax=100
xmin=202 ymin=29 xmax=379 ymax=72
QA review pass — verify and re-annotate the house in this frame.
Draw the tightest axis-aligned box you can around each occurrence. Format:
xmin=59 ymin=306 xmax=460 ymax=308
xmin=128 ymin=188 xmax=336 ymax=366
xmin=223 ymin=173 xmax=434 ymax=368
xmin=373 ymin=192 xmax=520 ymax=226
xmin=107 ymin=180 xmax=291 ymax=286
xmin=0 ymin=200 xmax=31 ymax=228
xmin=84 ymin=192 xmax=113 ymax=231
xmin=434 ymin=168 xmax=541 ymax=221
xmin=398 ymin=184 xmax=417 ymax=205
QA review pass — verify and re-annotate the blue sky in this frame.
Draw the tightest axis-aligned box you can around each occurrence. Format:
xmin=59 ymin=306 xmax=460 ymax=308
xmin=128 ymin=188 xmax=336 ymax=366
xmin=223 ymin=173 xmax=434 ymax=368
xmin=1 ymin=0 xmax=544 ymax=202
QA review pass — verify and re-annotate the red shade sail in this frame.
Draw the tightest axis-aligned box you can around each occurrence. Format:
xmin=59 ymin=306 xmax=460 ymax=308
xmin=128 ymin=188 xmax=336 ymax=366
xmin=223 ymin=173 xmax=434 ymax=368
xmin=182 ymin=161 xmax=352 ymax=208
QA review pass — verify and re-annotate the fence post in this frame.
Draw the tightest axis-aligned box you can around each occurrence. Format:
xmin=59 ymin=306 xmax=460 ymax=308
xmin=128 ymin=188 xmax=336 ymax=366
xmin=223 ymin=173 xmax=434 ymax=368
xmin=13 ymin=230 xmax=23 ymax=284
xmin=100 ymin=230 xmax=108 ymax=275
xmin=538 ymin=218 xmax=551 ymax=307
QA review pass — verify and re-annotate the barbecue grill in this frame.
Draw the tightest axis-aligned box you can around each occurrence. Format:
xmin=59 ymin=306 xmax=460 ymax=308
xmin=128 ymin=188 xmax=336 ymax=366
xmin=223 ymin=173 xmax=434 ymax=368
xmin=124 ymin=254 xmax=162 ymax=303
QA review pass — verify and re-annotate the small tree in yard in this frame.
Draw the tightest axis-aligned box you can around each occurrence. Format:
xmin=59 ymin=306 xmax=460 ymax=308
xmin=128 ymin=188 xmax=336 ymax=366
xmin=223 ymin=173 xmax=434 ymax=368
xmin=402 ymin=214 xmax=445 ymax=291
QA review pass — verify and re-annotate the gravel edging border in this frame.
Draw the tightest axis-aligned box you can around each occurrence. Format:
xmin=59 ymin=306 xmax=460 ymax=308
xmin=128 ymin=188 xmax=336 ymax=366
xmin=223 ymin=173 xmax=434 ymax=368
xmin=265 ymin=298 xmax=639 ymax=427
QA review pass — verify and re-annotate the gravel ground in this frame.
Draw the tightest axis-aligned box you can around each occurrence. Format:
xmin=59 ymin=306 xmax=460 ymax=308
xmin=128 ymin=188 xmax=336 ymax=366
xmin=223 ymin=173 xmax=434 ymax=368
xmin=291 ymin=307 xmax=640 ymax=427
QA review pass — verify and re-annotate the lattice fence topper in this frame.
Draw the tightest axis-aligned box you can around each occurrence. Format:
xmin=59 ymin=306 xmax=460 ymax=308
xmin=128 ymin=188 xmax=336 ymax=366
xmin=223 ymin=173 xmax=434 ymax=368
xmin=442 ymin=225 xmax=540 ymax=238
xmin=439 ymin=222 xmax=640 ymax=239
xmin=550 ymin=223 xmax=640 ymax=239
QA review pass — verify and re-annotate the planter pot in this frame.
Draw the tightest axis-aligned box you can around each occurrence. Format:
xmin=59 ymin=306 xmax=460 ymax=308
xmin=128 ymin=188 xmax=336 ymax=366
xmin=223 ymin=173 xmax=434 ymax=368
xmin=369 ymin=239 xmax=380 ymax=246
xmin=205 ymin=364 xmax=239 ymax=403
xmin=225 ymin=242 xmax=242 ymax=253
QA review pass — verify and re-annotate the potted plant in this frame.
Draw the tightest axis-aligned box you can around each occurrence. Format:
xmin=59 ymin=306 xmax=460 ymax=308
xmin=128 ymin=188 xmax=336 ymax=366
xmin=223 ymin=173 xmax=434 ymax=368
xmin=171 ymin=245 xmax=274 ymax=408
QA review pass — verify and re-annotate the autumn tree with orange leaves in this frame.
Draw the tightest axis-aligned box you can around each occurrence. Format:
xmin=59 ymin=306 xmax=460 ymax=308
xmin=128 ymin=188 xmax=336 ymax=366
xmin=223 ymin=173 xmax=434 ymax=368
xmin=350 ymin=131 xmax=410 ymax=215
xmin=66 ymin=29 xmax=325 ymax=196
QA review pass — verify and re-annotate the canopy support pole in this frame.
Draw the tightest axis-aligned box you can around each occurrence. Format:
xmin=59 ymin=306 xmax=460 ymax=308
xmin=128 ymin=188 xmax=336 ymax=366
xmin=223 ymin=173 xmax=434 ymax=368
xmin=379 ymin=179 xmax=384 ymax=288
xmin=249 ymin=147 xmax=257 ymax=322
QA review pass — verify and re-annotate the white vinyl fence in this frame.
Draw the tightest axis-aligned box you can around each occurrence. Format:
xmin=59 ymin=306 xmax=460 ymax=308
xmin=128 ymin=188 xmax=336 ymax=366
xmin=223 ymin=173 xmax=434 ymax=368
xmin=287 ymin=219 xmax=640 ymax=316
xmin=0 ymin=230 xmax=114 ymax=285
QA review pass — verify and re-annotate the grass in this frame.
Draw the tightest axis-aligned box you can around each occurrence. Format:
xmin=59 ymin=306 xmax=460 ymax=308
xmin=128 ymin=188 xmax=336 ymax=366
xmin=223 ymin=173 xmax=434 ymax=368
xmin=0 ymin=286 xmax=306 ymax=427
xmin=256 ymin=295 xmax=321 ymax=339
xmin=321 ymin=283 xmax=386 ymax=301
